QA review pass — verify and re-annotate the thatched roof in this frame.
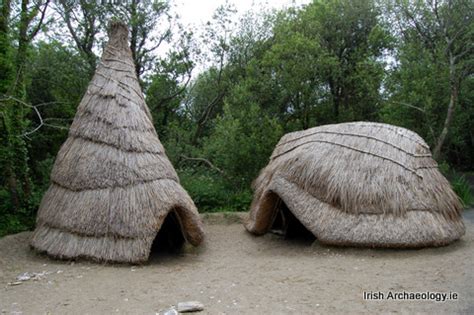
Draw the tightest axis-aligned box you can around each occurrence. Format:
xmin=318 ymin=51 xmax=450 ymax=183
xmin=31 ymin=21 xmax=204 ymax=263
xmin=245 ymin=122 xmax=465 ymax=247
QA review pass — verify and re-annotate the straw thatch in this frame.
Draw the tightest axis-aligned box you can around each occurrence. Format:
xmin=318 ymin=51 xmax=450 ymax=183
xmin=30 ymin=21 xmax=204 ymax=263
xmin=245 ymin=122 xmax=465 ymax=247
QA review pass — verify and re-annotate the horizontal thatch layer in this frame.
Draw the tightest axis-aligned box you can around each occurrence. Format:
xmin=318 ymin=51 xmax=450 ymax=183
xmin=32 ymin=179 xmax=204 ymax=263
xmin=51 ymin=137 xmax=177 ymax=191
xmin=31 ymin=225 xmax=154 ymax=263
xmin=246 ymin=122 xmax=465 ymax=247
xmin=68 ymin=57 xmax=162 ymax=153
xmin=35 ymin=179 xmax=193 ymax=237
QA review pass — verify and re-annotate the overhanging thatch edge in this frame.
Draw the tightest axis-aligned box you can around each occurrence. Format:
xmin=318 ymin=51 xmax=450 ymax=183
xmin=246 ymin=177 xmax=465 ymax=248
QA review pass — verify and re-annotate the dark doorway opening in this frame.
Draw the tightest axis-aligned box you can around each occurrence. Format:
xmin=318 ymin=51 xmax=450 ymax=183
xmin=150 ymin=210 xmax=186 ymax=254
xmin=270 ymin=200 xmax=316 ymax=241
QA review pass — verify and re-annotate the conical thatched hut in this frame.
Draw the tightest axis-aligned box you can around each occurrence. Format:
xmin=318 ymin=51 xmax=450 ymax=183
xmin=31 ymin=21 xmax=204 ymax=263
xmin=245 ymin=122 xmax=465 ymax=247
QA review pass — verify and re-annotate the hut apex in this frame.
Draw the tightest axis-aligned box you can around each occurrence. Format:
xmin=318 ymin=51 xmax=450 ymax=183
xmin=30 ymin=21 xmax=204 ymax=263
xmin=246 ymin=122 xmax=465 ymax=248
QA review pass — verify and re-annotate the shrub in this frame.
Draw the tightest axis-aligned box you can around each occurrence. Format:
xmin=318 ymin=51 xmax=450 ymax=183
xmin=451 ymin=175 xmax=473 ymax=208
xmin=178 ymin=168 xmax=252 ymax=212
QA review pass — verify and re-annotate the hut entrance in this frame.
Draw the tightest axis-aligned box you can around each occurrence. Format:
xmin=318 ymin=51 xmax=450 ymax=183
xmin=270 ymin=199 xmax=315 ymax=241
xmin=150 ymin=210 xmax=186 ymax=254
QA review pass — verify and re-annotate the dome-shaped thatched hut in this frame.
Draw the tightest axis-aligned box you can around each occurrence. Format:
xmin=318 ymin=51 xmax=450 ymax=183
xmin=30 ymin=21 xmax=204 ymax=263
xmin=245 ymin=122 xmax=465 ymax=247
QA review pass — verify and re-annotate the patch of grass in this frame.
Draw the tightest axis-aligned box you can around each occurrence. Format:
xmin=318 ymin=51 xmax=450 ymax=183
xmin=451 ymin=175 xmax=473 ymax=208
xmin=439 ymin=162 xmax=474 ymax=208
xmin=0 ymin=213 xmax=35 ymax=237
xmin=0 ymin=188 xmax=37 ymax=237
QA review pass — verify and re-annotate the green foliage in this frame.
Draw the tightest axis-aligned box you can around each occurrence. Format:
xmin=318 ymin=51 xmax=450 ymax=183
xmin=438 ymin=162 xmax=473 ymax=208
xmin=25 ymin=41 xmax=90 ymax=209
xmin=0 ymin=186 xmax=36 ymax=237
xmin=161 ymin=120 xmax=199 ymax=165
xmin=204 ymin=90 xmax=283 ymax=187
xmin=384 ymin=0 xmax=474 ymax=160
xmin=179 ymin=168 xmax=252 ymax=212
xmin=292 ymin=0 xmax=390 ymax=122
xmin=381 ymin=32 xmax=447 ymax=143
xmin=0 ymin=30 xmax=13 ymax=95
xmin=451 ymin=175 xmax=473 ymax=208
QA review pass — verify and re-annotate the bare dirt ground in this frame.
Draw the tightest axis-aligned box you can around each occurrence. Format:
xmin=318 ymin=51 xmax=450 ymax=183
xmin=1 ymin=212 xmax=473 ymax=315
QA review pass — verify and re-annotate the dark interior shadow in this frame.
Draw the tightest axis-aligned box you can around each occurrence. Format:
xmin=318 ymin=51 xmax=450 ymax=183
xmin=148 ymin=210 xmax=186 ymax=263
xmin=269 ymin=200 xmax=316 ymax=245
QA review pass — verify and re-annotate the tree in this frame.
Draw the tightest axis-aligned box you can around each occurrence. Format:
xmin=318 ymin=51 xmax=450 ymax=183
xmin=391 ymin=0 xmax=473 ymax=160
xmin=114 ymin=0 xmax=173 ymax=78
xmin=185 ymin=3 xmax=239 ymax=145
xmin=0 ymin=0 xmax=50 ymax=217
xmin=223 ymin=0 xmax=390 ymax=130
xmin=295 ymin=0 xmax=390 ymax=121
xmin=14 ymin=0 xmax=51 ymax=97
xmin=55 ymin=0 xmax=104 ymax=76
xmin=55 ymin=0 xmax=178 ymax=80
xmin=146 ymin=47 xmax=194 ymax=138
xmin=203 ymin=84 xmax=283 ymax=187
xmin=259 ymin=8 xmax=322 ymax=129
xmin=25 ymin=41 xmax=90 ymax=176
xmin=0 ymin=0 xmax=13 ymax=95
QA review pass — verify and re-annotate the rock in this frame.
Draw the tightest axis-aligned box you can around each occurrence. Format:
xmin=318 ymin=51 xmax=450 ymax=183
xmin=177 ymin=301 xmax=204 ymax=313
xmin=8 ymin=281 xmax=23 ymax=286
xmin=15 ymin=271 xmax=50 ymax=282
xmin=160 ymin=308 xmax=178 ymax=315
xmin=16 ymin=272 xmax=33 ymax=281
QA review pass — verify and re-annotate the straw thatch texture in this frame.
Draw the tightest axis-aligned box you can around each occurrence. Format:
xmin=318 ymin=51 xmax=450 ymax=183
xmin=245 ymin=122 xmax=465 ymax=247
xmin=30 ymin=21 xmax=204 ymax=263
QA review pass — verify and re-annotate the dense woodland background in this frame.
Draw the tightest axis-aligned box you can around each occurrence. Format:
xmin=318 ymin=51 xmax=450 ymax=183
xmin=0 ymin=0 xmax=473 ymax=236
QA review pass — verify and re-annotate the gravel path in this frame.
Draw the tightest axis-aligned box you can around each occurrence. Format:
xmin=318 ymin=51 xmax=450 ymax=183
xmin=1 ymin=212 xmax=473 ymax=314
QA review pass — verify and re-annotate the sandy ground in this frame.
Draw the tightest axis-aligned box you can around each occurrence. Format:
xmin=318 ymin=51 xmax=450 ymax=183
xmin=0 ymin=212 xmax=473 ymax=315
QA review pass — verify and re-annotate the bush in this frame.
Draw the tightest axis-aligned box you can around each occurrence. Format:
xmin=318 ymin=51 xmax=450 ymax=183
xmin=451 ymin=175 xmax=473 ymax=208
xmin=178 ymin=168 xmax=253 ymax=212
xmin=0 ymin=187 xmax=37 ymax=237
xmin=203 ymin=98 xmax=283 ymax=188
xmin=439 ymin=162 xmax=473 ymax=208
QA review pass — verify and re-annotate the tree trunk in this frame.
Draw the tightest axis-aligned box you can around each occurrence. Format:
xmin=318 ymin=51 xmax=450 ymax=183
xmin=129 ymin=0 xmax=141 ymax=78
xmin=16 ymin=0 xmax=29 ymax=95
xmin=328 ymin=78 xmax=340 ymax=120
xmin=433 ymin=56 xmax=458 ymax=160
xmin=192 ymin=93 xmax=224 ymax=145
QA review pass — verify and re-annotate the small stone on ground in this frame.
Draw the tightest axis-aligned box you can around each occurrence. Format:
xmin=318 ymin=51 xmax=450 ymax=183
xmin=160 ymin=308 xmax=178 ymax=315
xmin=177 ymin=301 xmax=204 ymax=313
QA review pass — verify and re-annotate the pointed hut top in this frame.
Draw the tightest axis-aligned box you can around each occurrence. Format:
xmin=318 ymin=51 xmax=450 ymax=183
xmin=68 ymin=19 xmax=158 ymax=154
xmin=108 ymin=20 xmax=129 ymax=40
xmin=54 ymin=20 xmax=174 ymax=191
xmin=106 ymin=21 xmax=132 ymax=52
